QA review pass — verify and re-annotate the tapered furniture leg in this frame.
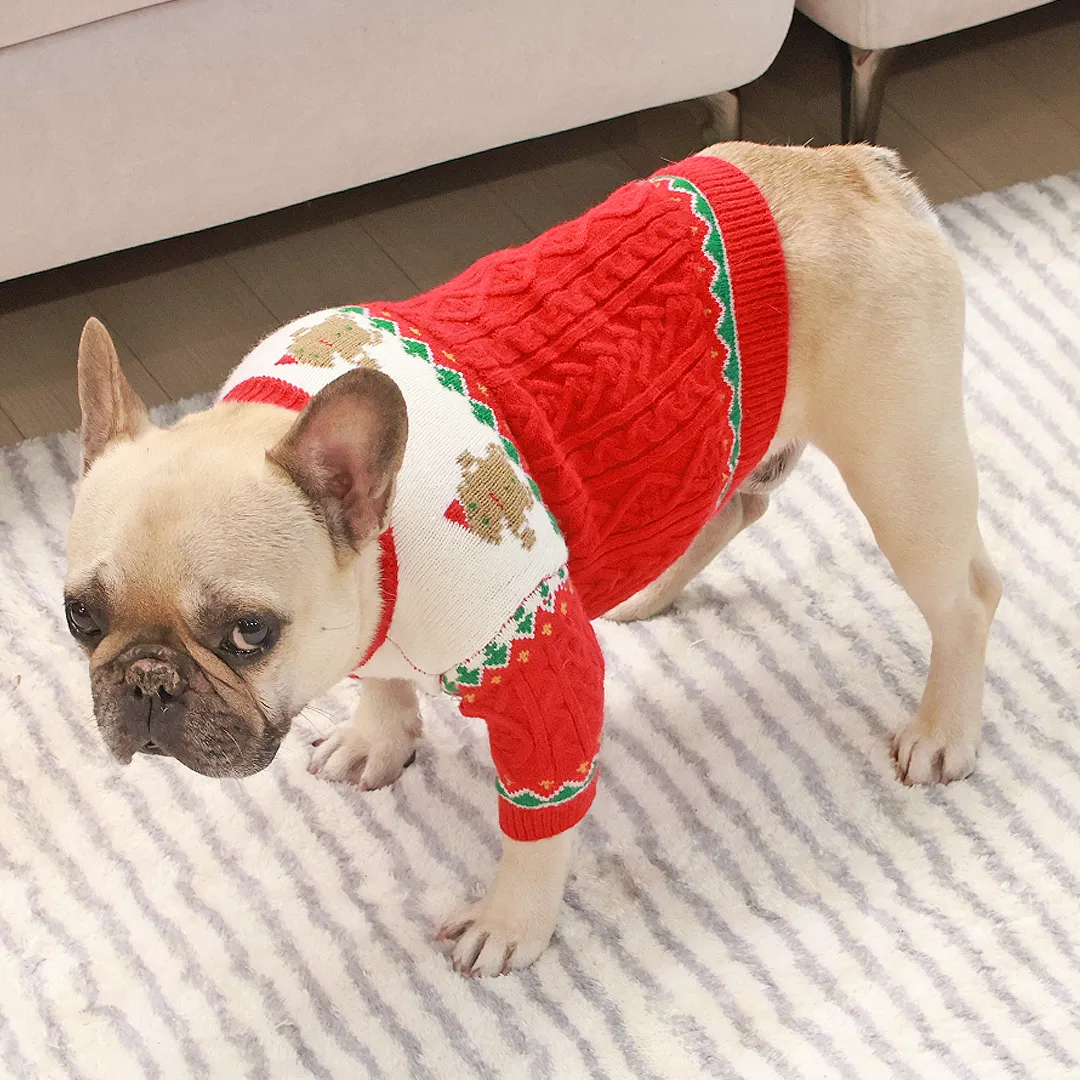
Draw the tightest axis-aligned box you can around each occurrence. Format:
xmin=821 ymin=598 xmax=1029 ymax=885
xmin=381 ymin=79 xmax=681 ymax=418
xmin=840 ymin=45 xmax=895 ymax=143
xmin=699 ymin=88 xmax=742 ymax=144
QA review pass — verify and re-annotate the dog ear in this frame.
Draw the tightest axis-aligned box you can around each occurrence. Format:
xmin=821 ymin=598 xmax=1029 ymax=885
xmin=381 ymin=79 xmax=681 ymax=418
xmin=268 ymin=368 xmax=408 ymax=551
xmin=77 ymin=317 xmax=152 ymax=470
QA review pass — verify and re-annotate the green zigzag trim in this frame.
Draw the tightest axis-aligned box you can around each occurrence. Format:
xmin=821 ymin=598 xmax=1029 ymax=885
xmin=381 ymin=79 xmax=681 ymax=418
xmin=441 ymin=565 xmax=569 ymax=694
xmin=648 ymin=175 xmax=743 ymax=503
xmin=497 ymin=760 xmax=598 ymax=809
xmin=344 ymin=307 xmax=561 ymax=535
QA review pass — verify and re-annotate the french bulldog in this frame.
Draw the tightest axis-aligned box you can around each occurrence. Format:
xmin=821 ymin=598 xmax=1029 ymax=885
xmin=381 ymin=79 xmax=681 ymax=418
xmin=65 ymin=142 xmax=1001 ymax=977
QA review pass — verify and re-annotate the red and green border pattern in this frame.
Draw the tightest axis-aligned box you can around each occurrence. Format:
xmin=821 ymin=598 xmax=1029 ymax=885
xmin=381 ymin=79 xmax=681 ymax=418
xmin=646 ymin=175 xmax=743 ymax=506
xmin=441 ymin=565 xmax=568 ymax=695
xmin=346 ymin=307 xmax=561 ymax=536
xmin=442 ymin=565 xmax=600 ymax=820
xmin=499 ymin=761 xmax=598 ymax=811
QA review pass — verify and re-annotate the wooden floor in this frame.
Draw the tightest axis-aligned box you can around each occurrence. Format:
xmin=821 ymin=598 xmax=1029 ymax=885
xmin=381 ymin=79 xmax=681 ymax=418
xmin=2 ymin=2 xmax=1079 ymax=445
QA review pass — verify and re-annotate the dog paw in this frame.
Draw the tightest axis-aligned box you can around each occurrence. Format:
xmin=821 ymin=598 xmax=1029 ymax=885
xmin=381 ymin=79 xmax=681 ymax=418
xmin=308 ymin=728 xmax=416 ymax=790
xmin=436 ymin=897 xmax=555 ymax=978
xmin=892 ymin=719 xmax=977 ymax=786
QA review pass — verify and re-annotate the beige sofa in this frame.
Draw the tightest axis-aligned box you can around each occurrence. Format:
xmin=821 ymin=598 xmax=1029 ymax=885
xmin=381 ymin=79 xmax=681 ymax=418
xmin=796 ymin=0 xmax=1060 ymax=140
xmin=1 ymin=0 xmax=794 ymax=282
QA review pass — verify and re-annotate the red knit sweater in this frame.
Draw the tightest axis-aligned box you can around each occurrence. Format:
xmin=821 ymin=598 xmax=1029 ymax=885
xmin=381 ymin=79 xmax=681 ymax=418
xmin=225 ymin=154 xmax=788 ymax=840
xmin=368 ymin=156 xmax=788 ymax=618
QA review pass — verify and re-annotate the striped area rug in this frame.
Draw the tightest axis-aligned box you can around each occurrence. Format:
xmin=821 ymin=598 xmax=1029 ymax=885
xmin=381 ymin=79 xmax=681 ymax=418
xmin=2 ymin=171 xmax=1080 ymax=1080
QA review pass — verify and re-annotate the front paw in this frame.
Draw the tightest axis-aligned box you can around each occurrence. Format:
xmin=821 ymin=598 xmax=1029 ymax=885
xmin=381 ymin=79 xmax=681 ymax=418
xmin=307 ymin=727 xmax=417 ymax=790
xmin=437 ymin=897 xmax=556 ymax=977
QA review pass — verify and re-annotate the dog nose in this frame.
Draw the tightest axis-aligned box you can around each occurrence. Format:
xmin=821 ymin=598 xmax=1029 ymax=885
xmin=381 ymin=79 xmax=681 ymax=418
xmin=125 ymin=657 xmax=187 ymax=701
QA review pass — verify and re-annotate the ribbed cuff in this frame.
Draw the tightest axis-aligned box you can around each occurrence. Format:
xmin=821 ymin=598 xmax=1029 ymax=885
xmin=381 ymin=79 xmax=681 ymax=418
xmin=660 ymin=155 xmax=790 ymax=489
xmin=498 ymin=770 xmax=598 ymax=841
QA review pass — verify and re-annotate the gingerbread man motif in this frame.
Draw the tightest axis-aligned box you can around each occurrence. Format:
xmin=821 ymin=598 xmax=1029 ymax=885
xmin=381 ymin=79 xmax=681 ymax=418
xmin=284 ymin=314 xmax=382 ymax=368
xmin=445 ymin=444 xmax=537 ymax=550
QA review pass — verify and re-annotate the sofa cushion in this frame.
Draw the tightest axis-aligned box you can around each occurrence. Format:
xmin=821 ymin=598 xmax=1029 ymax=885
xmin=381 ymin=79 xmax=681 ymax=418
xmin=0 ymin=0 xmax=171 ymax=50
xmin=796 ymin=0 xmax=1057 ymax=49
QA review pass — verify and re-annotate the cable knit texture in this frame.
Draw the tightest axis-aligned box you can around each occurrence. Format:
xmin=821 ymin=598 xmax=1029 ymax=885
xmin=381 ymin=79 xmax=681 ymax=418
xmin=220 ymin=153 xmax=789 ymax=840
xmin=369 ymin=154 xmax=789 ymax=619
xmin=446 ymin=571 xmax=604 ymax=841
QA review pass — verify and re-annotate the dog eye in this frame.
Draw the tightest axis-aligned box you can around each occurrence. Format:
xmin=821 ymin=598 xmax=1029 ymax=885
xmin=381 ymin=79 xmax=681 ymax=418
xmin=65 ymin=599 xmax=100 ymax=638
xmin=225 ymin=618 xmax=272 ymax=656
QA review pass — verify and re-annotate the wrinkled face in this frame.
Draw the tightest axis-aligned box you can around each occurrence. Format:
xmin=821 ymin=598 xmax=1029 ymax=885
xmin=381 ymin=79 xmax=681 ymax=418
xmin=65 ymin=405 xmax=378 ymax=777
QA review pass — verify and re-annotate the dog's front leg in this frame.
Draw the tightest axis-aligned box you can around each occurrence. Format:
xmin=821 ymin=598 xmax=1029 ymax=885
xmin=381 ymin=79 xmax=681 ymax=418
xmin=438 ymin=566 xmax=604 ymax=976
xmin=438 ymin=828 xmax=575 ymax=976
xmin=308 ymin=677 xmax=421 ymax=789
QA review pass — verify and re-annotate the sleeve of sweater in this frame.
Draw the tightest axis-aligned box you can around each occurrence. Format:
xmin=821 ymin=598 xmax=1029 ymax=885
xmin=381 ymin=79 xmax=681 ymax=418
xmin=443 ymin=567 xmax=605 ymax=841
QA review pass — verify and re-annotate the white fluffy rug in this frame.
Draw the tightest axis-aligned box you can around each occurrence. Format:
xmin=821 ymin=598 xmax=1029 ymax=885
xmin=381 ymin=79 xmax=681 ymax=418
xmin=2 ymin=172 xmax=1080 ymax=1080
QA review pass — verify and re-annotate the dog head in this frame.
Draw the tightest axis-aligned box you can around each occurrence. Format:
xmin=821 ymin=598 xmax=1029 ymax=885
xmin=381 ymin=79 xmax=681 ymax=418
xmin=65 ymin=318 xmax=407 ymax=777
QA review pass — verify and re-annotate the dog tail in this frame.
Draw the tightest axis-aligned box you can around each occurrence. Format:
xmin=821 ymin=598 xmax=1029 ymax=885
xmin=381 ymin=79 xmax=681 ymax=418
xmin=864 ymin=145 xmax=943 ymax=233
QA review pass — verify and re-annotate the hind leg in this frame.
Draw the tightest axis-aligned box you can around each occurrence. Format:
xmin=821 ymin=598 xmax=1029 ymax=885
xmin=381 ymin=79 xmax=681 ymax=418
xmin=604 ymin=491 xmax=768 ymax=622
xmin=893 ymin=528 xmax=1000 ymax=783
xmin=820 ymin=411 xmax=1001 ymax=784
xmin=605 ymin=440 xmax=805 ymax=622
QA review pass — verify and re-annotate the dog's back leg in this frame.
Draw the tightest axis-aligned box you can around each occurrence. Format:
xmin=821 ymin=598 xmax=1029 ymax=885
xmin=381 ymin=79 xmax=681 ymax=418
xmin=811 ymin=343 xmax=1002 ymax=785
xmin=604 ymin=491 xmax=767 ymax=622
xmin=825 ymin=423 xmax=1000 ymax=783
xmin=694 ymin=140 xmax=1001 ymax=782
xmin=603 ymin=439 xmax=804 ymax=622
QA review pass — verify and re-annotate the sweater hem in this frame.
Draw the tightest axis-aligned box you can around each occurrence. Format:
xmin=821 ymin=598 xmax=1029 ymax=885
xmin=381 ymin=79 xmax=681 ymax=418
xmin=498 ymin=773 xmax=598 ymax=841
xmin=672 ymin=155 xmax=790 ymax=487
